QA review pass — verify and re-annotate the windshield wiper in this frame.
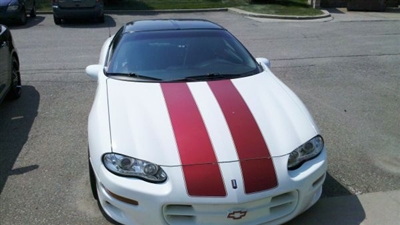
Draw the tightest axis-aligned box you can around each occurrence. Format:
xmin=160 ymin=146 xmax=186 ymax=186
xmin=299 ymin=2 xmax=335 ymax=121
xmin=171 ymin=73 xmax=247 ymax=82
xmin=106 ymin=72 xmax=162 ymax=81
xmin=178 ymin=73 xmax=228 ymax=81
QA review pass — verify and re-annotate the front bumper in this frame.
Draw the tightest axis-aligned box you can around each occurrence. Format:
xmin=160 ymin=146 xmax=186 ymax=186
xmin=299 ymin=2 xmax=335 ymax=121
xmin=52 ymin=4 xmax=103 ymax=19
xmin=91 ymin=149 xmax=327 ymax=225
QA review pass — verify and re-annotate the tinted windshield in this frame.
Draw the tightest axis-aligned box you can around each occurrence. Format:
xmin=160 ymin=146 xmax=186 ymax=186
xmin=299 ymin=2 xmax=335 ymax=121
xmin=106 ymin=30 xmax=261 ymax=82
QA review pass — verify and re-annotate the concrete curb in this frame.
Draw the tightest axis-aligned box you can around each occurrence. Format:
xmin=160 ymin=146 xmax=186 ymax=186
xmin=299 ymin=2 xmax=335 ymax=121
xmin=37 ymin=7 xmax=331 ymax=20
xmin=228 ymin=7 xmax=331 ymax=20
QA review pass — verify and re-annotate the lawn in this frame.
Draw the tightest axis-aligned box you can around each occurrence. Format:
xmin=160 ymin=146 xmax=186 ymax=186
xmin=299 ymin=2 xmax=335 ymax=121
xmin=38 ymin=0 xmax=323 ymax=16
xmin=104 ymin=0 xmax=248 ymax=10
xmin=237 ymin=0 xmax=324 ymax=16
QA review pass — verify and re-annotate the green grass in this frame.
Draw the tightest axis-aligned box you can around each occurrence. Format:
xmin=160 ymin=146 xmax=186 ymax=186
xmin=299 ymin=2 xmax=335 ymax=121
xmin=37 ymin=0 xmax=323 ymax=16
xmin=37 ymin=0 xmax=52 ymax=11
xmin=103 ymin=0 xmax=247 ymax=10
xmin=238 ymin=0 xmax=324 ymax=16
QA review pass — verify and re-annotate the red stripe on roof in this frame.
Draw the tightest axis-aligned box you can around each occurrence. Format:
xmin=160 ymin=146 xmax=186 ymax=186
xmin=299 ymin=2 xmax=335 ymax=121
xmin=161 ymin=83 xmax=226 ymax=197
xmin=208 ymin=80 xmax=278 ymax=194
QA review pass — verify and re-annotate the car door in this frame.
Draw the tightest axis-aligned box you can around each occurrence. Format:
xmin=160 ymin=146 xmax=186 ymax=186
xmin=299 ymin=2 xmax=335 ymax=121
xmin=57 ymin=0 xmax=97 ymax=9
xmin=0 ymin=24 xmax=10 ymax=99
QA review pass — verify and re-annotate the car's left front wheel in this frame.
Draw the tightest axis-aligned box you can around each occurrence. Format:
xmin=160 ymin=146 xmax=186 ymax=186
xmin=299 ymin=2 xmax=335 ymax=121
xmin=89 ymin=155 xmax=99 ymax=200
xmin=30 ymin=3 xmax=37 ymax=18
xmin=18 ymin=9 xmax=27 ymax=25
xmin=53 ymin=15 xmax=61 ymax=25
xmin=88 ymin=153 xmax=123 ymax=224
xmin=7 ymin=56 xmax=21 ymax=100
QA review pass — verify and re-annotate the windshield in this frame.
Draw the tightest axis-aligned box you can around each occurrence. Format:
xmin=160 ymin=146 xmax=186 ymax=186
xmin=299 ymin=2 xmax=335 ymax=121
xmin=106 ymin=30 xmax=261 ymax=82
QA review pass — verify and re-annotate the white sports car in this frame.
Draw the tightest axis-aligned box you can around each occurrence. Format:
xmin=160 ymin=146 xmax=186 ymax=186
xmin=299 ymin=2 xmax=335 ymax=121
xmin=86 ymin=19 xmax=327 ymax=225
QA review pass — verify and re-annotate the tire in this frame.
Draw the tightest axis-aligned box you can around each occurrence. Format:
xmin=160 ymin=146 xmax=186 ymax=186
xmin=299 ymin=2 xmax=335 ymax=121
xmin=54 ymin=15 xmax=61 ymax=25
xmin=89 ymin=155 xmax=99 ymax=200
xmin=30 ymin=4 xmax=37 ymax=18
xmin=6 ymin=56 xmax=21 ymax=100
xmin=19 ymin=9 xmax=27 ymax=25
xmin=89 ymin=151 xmax=123 ymax=225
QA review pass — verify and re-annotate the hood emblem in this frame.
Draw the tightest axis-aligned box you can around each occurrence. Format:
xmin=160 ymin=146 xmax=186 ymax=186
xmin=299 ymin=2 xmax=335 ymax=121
xmin=231 ymin=179 xmax=238 ymax=189
xmin=227 ymin=210 xmax=247 ymax=220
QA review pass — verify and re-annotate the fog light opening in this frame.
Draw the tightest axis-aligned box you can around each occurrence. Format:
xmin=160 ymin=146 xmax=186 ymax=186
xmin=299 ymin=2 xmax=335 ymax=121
xmin=312 ymin=173 xmax=325 ymax=188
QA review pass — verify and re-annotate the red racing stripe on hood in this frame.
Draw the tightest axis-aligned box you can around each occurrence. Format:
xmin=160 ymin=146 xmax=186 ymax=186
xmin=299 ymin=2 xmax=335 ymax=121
xmin=208 ymin=80 xmax=278 ymax=194
xmin=161 ymin=83 xmax=226 ymax=197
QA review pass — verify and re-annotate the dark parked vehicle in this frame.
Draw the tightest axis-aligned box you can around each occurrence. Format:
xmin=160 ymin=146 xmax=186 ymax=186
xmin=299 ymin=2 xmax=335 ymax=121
xmin=0 ymin=24 xmax=21 ymax=103
xmin=0 ymin=0 xmax=36 ymax=25
xmin=52 ymin=0 xmax=104 ymax=25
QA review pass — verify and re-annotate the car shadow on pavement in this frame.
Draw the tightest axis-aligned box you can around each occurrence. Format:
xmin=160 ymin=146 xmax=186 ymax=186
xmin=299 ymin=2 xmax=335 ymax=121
xmin=322 ymin=172 xmax=353 ymax=198
xmin=325 ymin=8 xmax=346 ymax=14
xmin=284 ymin=172 xmax=366 ymax=224
xmin=58 ymin=15 xmax=117 ymax=29
xmin=285 ymin=194 xmax=366 ymax=225
xmin=5 ymin=16 xmax=46 ymax=30
xmin=0 ymin=85 xmax=40 ymax=194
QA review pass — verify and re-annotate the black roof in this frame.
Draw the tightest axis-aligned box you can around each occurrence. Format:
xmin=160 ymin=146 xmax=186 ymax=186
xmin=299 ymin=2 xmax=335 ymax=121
xmin=123 ymin=19 xmax=225 ymax=33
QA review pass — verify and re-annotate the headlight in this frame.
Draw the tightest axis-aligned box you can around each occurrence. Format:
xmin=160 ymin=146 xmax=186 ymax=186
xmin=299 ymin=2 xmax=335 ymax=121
xmin=288 ymin=135 xmax=324 ymax=170
xmin=103 ymin=153 xmax=167 ymax=183
xmin=7 ymin=5 xmax=19 ymax=12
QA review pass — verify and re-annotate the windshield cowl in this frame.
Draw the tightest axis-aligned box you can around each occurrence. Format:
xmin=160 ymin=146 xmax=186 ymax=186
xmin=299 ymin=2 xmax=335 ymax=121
xmin=165 ymin=71 xmax=259 ymax=82
xmin=106 ymin=70 xmax=261 ymax=83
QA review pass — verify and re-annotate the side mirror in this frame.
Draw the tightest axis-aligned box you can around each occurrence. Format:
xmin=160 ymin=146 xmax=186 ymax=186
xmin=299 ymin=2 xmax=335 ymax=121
xmin=86 ymin=64 xmax=103 ymax=79
xmin=256 ymin=57 xmax=271 ymax=68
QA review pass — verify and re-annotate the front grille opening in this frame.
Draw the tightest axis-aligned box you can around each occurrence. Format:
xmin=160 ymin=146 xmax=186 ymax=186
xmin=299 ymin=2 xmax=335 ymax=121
xmin=163 ymin=191 xmax=299 ymax=225
xmin=270 ymin=201 xmax=294 ymax=214
xmin=268 ymin=191 xmax=298 ymax=220
xmin=165 ymin=204 xmax=194 ymax=214
xmin=164 ymin=204 xmax=196 ymax=224
xmin=270 ymin=192 xmax=296 ymax=206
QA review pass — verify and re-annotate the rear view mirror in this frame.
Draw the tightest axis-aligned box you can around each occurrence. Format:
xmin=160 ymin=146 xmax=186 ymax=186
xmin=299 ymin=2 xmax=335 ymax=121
xmin=256 ymin=58 xmax=271 ymax=68
xmin=86 ymin=64 xmax=103 ymax=79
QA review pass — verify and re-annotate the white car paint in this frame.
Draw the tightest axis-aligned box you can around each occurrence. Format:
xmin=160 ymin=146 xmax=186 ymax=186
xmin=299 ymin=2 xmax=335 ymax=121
xmin=86 ymin=20 xmax=327 ymax=225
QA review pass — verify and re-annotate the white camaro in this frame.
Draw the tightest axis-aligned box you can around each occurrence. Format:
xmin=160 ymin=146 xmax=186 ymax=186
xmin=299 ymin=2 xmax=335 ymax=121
xmin=86 ymin=19 xmax=327 ymax=225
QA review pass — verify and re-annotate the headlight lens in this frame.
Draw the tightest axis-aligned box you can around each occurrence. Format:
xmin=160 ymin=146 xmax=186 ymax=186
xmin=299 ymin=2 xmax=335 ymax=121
xmin=288 ymin=135 xmax=324 ymax=170
xmin=7 ymin=5 xmax=19 ymax=12
xmin=103 ymin=153 xmax=167 ymax=183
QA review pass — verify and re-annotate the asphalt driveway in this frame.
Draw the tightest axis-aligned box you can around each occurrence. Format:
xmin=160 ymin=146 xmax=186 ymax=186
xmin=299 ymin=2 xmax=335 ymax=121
xmin=0 ymin=10 xmax=399 ymax=224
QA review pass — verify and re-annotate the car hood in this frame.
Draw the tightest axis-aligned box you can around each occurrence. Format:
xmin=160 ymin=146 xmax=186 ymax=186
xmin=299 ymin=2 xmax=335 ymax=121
xmin=0 ymin=0 xmax=13 ymax=7
xmin=106 ymin=71 xmax=318 ymax=167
